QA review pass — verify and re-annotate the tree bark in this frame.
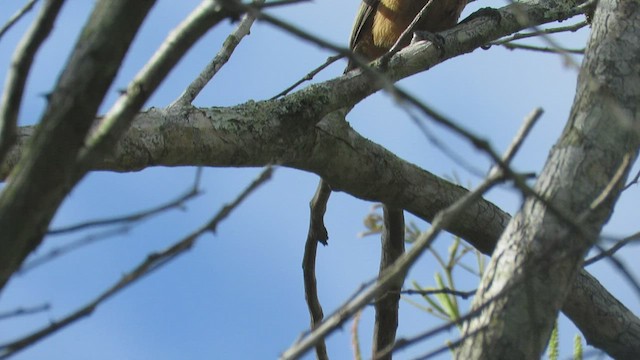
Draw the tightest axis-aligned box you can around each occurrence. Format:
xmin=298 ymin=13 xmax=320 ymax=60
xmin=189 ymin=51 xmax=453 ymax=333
xmin=2 ymin=0 xmax=639 ymax=358
xmin=0 ymin=0 xmax=157 ymax=291
xmin=372 ymin=206 xmax=405 ymax=360
xmin=456 ymin=0 xmax=640 ymax=358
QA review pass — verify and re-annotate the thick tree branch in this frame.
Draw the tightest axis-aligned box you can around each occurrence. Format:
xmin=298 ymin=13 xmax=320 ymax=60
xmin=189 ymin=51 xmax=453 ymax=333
xmin=456 ymin=0 xmax=640 ymax=358
xmin=5 ymin=95 xmax=640 ymax=359
xmin=2 ymin=0 xmax=636 ymax=357
xmin=0 ymin=0 xmax=64 ymax=164
xmin=0 ymin=0 xmax=239 ymax=294
xmin=0 ymin=0 xmax=158 ymax=292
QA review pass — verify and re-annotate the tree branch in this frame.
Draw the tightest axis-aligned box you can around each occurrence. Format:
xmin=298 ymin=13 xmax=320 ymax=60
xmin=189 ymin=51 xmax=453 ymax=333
xmin=372 ymin=206 xmax=405 ymax=360
xmin=0 ymin=167 xmax=273 ymax=359
xmin=0 ymin=0 xmax=158 ymax=292
xmin=170 ymin=0 xmax=265 ymax=108
xmin=2 ymin=1 xmax=637 ymax=357
xmin=0 ymin=0 xmax=64 ymax=165
xmin=0 ymin=0 xmax=40 ymax=41
xmin=456 ymin=0 xmax=640 ymax=357
xmin=302 ymin=179 xmax=331 ymax=360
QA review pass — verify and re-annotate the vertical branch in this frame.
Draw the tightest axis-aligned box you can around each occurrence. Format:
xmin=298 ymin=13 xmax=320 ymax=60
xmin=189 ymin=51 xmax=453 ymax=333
xmin=372 ymin=206 xmax=405 ymax=360
xmin=302 ymin=179 xmax=331 ymax=359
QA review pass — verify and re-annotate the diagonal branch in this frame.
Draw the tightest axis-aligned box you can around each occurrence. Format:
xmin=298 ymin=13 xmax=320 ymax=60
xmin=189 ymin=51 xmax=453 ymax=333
xmin=0 ymin=0 xmax=64 ymax=165
xmin=0 ymin=166 xmax=273 ymax=360
xmin=2 ymin=1 xmax=637 ymax=357
xmin=0 ymin=0 xmax=239 ymax=294
xmin=0 ymin=0 xmax=40 ymax=41
xmin=0 ymin=0 xmax=158 ymax=293
xmin=170 ymin=0 xmax=265 ymax=108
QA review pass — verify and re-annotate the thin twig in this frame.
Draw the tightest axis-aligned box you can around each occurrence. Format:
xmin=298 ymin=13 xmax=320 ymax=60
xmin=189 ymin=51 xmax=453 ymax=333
xmin=488 ymin=107 xmax=543 ymax=178
xmin=0 ymin=167 xmax=274 ymax=359
xmin=584 ymin=231 xmax=640 ymax=266
xmin=77 ymin=0 xmax=236 ymax=167
xmin=20 ymin=169 xmax=202 ymax=273
xmin=623 ymin=168 xmax=640 ymax=190
xmin=0 ymin=0 xmax=40 ymax=41
xmin=491 ymin=20 xmax=588 ymax=44
xmin=255 ymin=0 xmax=310 ymax=9
xmin=281 ymin=174 xmax=501 ymax=360
xmin=48 ymin=168 xmax=202 ymax=235
xmin=0 ymin=0 xmax=65 ymax=165
xmin=400 ymin=288 xmax=476 ymax=299
xmin=374 ymin=289 xmax=498 ymax=359
xmin=497 ymin=42 xmax=585 ymax=54
xmin=378 ymin=0 xmax=435 ymax=66
xmin=283 ymin=36 xmax=555 ymax=357
xmin=408 ymin=326 xmax=488 ymax=360
xmin=170 ymin=0 xmax=264 ymax=108
xmin=301 ymin=179 xmax=331 ymax=360
xmin=236 ymin=3 xmax=374 ymax=79
xmin=0 ymin=303 xmax=50 ymax=321
xmin=20 ymin=226 xmax=132 ymax=274
xmin=271 ymin=55 xmax=343 ymax=99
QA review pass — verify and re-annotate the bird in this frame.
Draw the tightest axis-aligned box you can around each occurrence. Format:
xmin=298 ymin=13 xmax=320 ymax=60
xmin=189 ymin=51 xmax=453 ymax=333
xmin=347 ymin=0 xmax=468 ymax=69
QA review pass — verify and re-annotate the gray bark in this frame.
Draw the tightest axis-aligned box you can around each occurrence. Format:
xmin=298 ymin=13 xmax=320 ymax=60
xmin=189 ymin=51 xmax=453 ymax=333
xmin=0 ymin=0 xmax=157 ymax=290
xmin=456 ymin=0 xmax=640 ymax=358
xmin=2 ymin=0 xmax=639 ymax=358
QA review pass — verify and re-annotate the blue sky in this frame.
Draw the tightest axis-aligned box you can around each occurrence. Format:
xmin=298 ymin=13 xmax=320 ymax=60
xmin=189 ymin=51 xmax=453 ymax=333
xmin=0 ymin=1 xmax=637 ymax=359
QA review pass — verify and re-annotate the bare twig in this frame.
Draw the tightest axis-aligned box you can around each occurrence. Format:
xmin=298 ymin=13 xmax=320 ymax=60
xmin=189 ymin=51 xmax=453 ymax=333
xmin=0 ymin=0 xmax=159 ymax=293
xmin=0 ymin=303 xmax=50 ymax=321
xmin=20 ymin=226 xmax=131 ymax=274
xmin=256 ymin=0 xmax=311 ymax=8
xmin=491 ymin=20 xmax=588 ymax=44
xmin=19 ymin=169 xmax=203 ymax=273
xmin=170 ymin=0 xmax=265 ymax=108
xmin=283 ymin=94 xmax=549 ymax=359
xmin=488 ymin=107 xmax=543 ymax=178
xmin=623 ymin=168 xmax=640 ymax=190
xmin=401 ymin=288 xmax=476 ymax=299
xmin=584 ymin=231 xmax=640 ymax=266
xmin=235 ymin=2 xmax=375 ymax=79
xmin=302 ymin=179 xmax=331 ymax=360
xmin=78 ymin=0 xmax=237 ymax=167
xmin=281 ymin=173 xmax=501 ymax=360
xmin=374 ymin=285 xmax=498 ymax=360
xmin=0 ymin=0 xmax=40 ymax=41
xmin=0 ymin=0 xmax=64 ymax=165
xmin=379 ymin=0 xmax=435 ymax=65
xmin=0 ymin=166 xmax=273 ymax=359
xmin=497 ymin=42 xmax=585 ymax=54
xmin=408 ymin=326 xmax=488 ymax=360
xmin=48 ymin=168 xmax=202 ymax=235
xmin=271 ymin=54 xmax=344 ymax=99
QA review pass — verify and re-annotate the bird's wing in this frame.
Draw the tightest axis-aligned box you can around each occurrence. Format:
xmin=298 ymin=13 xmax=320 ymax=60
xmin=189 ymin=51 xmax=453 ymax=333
xmin=348 ymin=0 xmax=379 ymax=50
